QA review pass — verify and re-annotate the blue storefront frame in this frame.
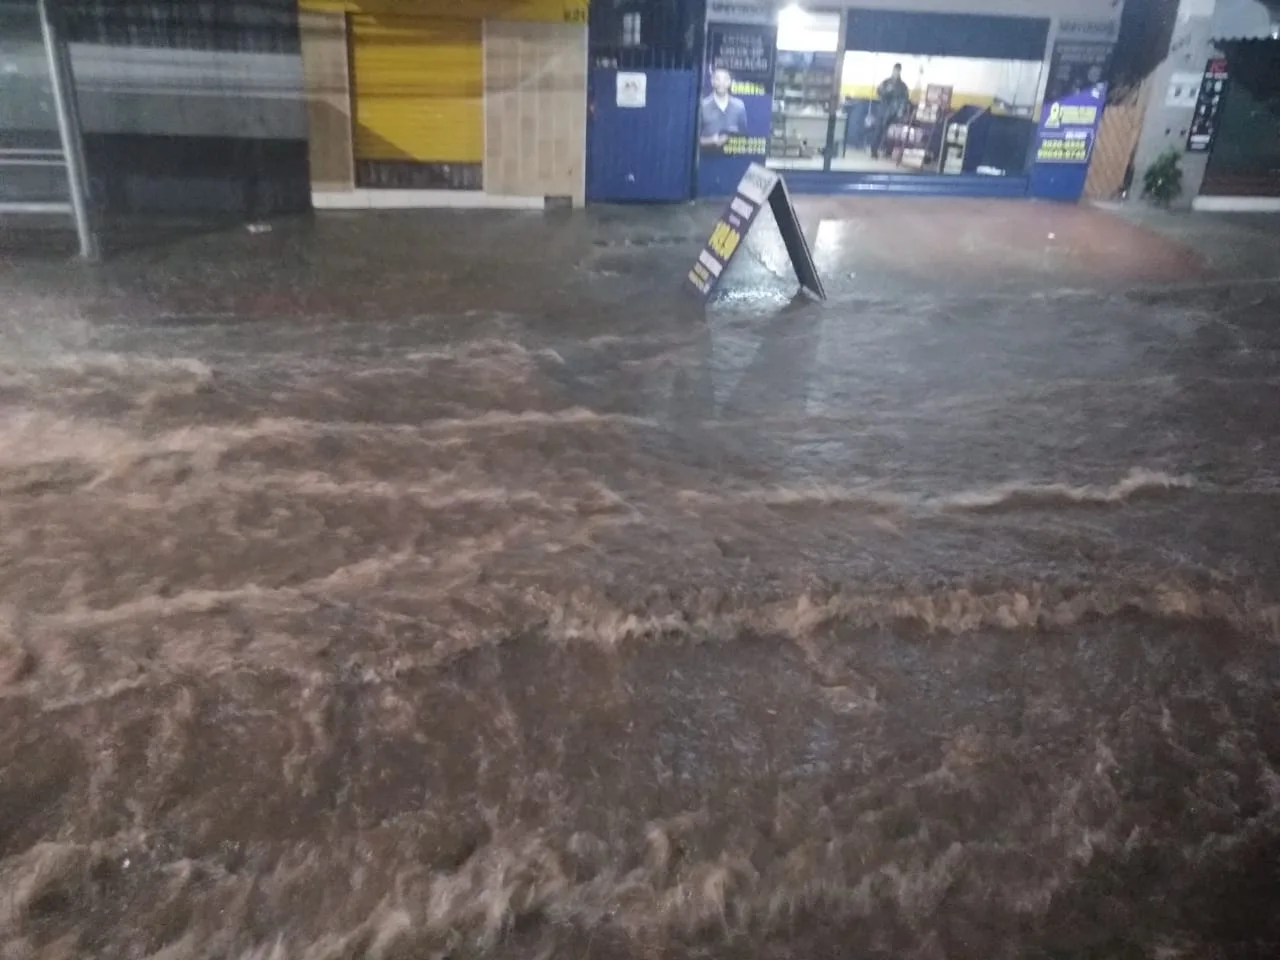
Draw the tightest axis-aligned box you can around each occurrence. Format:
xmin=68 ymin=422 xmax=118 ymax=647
xmin=780 ymin=170 xmax=1032 ymax=198
xmin=696 ymin=163 xmax=1034 ymax=199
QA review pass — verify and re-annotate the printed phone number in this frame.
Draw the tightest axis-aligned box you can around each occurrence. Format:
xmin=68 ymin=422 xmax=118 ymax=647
xmin=720 ymin=136 xmax=767 ymax=156
xmin=1036 ymin=138 xmax=1090 ymax=162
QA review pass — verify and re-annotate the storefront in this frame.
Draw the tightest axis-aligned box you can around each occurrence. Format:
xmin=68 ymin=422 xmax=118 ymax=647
xmin=1194 ymin=39 xmax=1280 ymax=210
xmin=298 ymin=0 xmax=588 ymax=209
xmin=696 ymin=0 xmax=1123 ymax=197
xmin=1124 ymin=0 xmax=1277 ymax=213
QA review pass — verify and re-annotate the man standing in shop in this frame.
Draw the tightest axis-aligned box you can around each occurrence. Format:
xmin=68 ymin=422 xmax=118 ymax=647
xmin=700 ymin=67 xmax=749 ymax=152
xmin=870 ymin=62 xmax=910 ymax=159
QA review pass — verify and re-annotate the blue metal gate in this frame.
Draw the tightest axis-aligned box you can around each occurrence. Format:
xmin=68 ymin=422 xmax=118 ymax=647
xmin=587 ymin=67 xmax=698 ymax=203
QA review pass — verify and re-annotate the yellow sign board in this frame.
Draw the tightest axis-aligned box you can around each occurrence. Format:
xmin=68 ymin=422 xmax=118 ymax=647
xmin=1042 ymin=102 xmax=1099 ymax=130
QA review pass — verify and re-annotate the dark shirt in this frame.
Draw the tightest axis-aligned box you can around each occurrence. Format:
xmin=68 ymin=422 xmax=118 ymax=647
xmin=700 ymin=95 xmax=748 ymax=139
xmin=876 ymin=76 xmax=910 ymax=118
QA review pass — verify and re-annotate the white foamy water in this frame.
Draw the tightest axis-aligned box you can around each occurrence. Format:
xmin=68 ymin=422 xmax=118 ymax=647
xmin=677 ymin=467 xmax=1198 ymax=513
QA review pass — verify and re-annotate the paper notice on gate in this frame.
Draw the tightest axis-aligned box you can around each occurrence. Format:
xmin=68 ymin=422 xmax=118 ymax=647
xmin=616 ymin=72 xmax=646 ymax=109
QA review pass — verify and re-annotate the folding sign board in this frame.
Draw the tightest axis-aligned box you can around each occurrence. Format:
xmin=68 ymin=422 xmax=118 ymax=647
xmin=686 ymin=163 xmax=826 ymax=302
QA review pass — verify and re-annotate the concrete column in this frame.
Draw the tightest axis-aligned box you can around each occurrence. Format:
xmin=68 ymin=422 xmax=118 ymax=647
xmin=1128 ymin=0 xmax=1218 ymax=209
xmin=299 ymin=9 xmax=356 ymax=194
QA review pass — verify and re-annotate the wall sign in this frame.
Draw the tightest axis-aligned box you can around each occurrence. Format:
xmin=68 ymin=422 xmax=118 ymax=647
xmin=1044 ymin=39 xmax=1112 ymax=104
xmin=1055 ymin=17 xmax=1122 ymax=43
xmin=686 ymin=164 xmax=825 ymax=301
xmin=616 ymin=72 xmax=646 ymax=108
xmin=1035 ymin=83 xmax=1106 ymax=165
xmin=1166 ymin=71 xmax=1203 ymax=108
xmin=699 ymin=22 xmax=775 ymax=161
xmin=706 ymin=0 xmax=775 ymax=25
xmin=1187 ymin=58 xmax=1228 ymax=152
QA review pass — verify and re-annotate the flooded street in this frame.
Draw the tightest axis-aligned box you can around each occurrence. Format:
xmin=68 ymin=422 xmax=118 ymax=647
xmin=2 ymin=203 xmax=1280 ymax=959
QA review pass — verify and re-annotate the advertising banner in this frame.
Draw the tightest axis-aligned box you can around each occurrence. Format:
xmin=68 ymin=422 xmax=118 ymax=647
xmin=700 ymin=22 xmax=775 ymax=159
xmin=686 ymin=163 xmax=825 ymax=302
xmin=687 ymin=163 xmax=774 ymax=298
xmin=1043 ymin=39 xmax=1112 ymax=105
xmin=1034 ymin=83 xmax=1106 ymax=165
xmin=697 ymin=21 xmax=776 ymax=196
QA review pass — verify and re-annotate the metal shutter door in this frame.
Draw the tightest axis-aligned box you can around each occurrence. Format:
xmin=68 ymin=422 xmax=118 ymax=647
xmin=350 ymin=14 xmax=482 ymax=164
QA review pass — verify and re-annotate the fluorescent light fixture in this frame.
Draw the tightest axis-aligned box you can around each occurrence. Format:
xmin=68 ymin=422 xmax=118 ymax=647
xmin=777 ymin=6 xmax=840 ymax=52
xmin=777 ymin=3 xmax=805 ymax=31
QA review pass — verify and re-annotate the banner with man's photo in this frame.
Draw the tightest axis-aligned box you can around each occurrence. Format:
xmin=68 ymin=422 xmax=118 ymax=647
xmin=697 ymin=21 xmax=777 ymax=195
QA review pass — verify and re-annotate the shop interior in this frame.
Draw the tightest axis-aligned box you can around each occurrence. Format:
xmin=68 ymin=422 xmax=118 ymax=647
xmin=767 ymin=8 xmax=840 ymax=171
xmin=766 ymin=6 xmax=1047 ymax=177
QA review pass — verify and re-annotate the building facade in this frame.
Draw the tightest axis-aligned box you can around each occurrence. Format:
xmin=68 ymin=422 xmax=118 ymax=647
xmin=692 ymin=0 xmax=1126 ymax=198
xmin=1128 ymin=0 xmax=1279 ymax=210
xmin=1197 ymin=35 xmax=1280 ymax=206
xmin=298 ymin=0 xmax=589 ymax=210
xmin=2 ymin=0 xmax=310 ymax=234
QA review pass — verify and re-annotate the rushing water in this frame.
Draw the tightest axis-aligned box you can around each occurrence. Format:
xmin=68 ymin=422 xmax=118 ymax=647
xmin=2 ymin=215 xmax=1280 ymax=959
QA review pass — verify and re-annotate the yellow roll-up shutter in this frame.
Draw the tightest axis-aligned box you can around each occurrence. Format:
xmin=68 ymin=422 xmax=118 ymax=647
xmin=350 ymin=14 xmax=482 ymax=164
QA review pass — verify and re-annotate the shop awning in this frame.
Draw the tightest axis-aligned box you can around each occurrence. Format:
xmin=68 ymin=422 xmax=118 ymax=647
xmin=844 ymin=9 xmax=1050 ymax=61
xmin=1210 ymin=0 xmax=1278 ymax=41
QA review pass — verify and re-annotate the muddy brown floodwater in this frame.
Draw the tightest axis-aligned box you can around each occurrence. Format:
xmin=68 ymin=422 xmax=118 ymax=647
xmin=2 ymin=212 xmax=1280 ymax=960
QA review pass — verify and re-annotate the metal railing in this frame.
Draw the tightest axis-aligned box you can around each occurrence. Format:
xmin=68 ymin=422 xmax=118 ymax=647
xmin=590 ymin=0 xmax=702 ymax=71
xmin=0 ymin=0 xmax=98 ymax=258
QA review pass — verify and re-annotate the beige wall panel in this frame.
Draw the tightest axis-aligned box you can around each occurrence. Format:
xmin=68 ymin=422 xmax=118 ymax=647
xmin=300 ymin=10 xmax=355 ymax=190
xmin=484 ymin=21 xmax=586 ymax=204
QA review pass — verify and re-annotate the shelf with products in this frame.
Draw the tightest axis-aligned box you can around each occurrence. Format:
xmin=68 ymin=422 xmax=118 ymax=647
xmin=885 ymin=112 xmax=928 ymax=168
xmin=772 ymin=53 xmax=835 ymax=109
xmin=886 ymin=84 xmax=951 ymax=171
xmin=770 ymin=113 xmax=835 ymax=158
xmin=770 ymin=50 xmax=836 ymax=159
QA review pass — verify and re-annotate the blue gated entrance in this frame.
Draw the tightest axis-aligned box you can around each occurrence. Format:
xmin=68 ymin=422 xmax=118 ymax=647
xmin=586 ymin=67 xmax=697 ymax=202
xmin=585 ymin=0 xmax=702 ymax=203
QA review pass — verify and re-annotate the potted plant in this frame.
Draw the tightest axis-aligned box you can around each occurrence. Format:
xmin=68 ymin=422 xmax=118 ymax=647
xmin=1141 ymin=148 xmax=1184 ymax=206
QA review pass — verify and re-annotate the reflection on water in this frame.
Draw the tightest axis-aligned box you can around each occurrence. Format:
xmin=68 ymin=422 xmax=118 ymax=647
xmin=2 ymin=230 xmax=1280 ymax=958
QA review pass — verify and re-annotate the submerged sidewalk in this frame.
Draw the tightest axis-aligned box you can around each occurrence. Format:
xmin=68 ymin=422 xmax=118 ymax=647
xmin=6 ymin=195 xmax=1280 ymax=316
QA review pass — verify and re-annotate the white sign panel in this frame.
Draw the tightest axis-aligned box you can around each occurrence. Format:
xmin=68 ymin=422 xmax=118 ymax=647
xmin=1056 ymin=17 xmax=1122 ymax=43
xmin=1166 ymin=72 xmax=1202 ymax=108
xmin=736 ymin=162 xmax=779 ymax=205
xmin=616 ymin=72 xmax=646 ymax=108
xmin=707 ymin=0 xmax=775 ymax=25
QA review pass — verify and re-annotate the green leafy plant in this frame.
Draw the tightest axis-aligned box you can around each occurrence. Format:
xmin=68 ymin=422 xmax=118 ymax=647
xmin=1141 ymin=148 xmax=1184 ymax=206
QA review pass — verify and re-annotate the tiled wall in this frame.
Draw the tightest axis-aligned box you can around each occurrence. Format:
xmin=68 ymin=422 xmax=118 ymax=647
xmin=299 ymin=9 xmax=354 ymax=191
xmin=483 ymin=21 xmax=587 ymax=205
xmin=298 ymin=13 xmax=586 ymax=203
